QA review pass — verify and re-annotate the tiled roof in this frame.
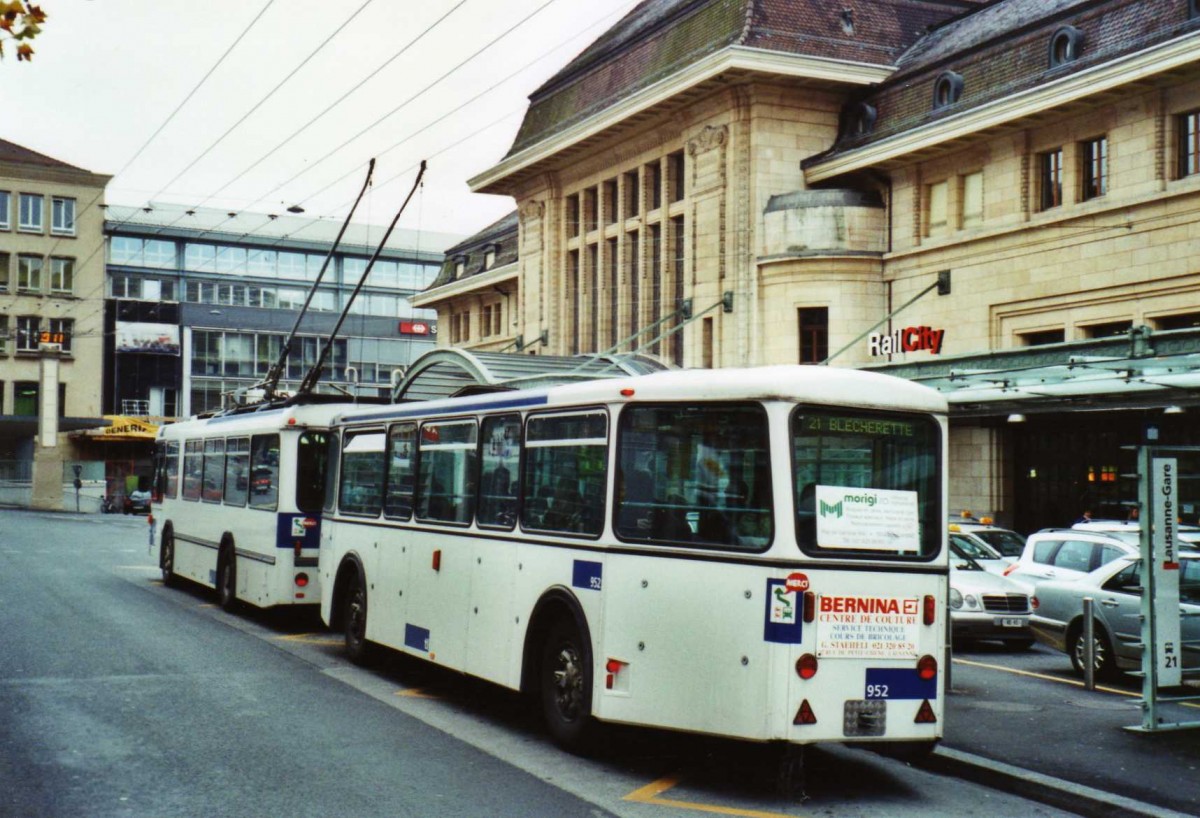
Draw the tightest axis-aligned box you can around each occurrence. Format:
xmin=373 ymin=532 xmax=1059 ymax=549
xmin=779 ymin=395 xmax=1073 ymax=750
xmin=0 ymin=137 xmax=97 ymax=173
xmin=430 ymin=210 xmax=519 ymax=289
xmin=812 ymin=0 xmax=1200 ymax=163
xmin=507 ymin=0 xmax=981 ymax=158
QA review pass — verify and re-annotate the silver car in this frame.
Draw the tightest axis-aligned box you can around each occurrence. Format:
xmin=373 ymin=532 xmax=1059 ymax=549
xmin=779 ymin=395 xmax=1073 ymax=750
xmin=949 ymin=540 xmax=1033 ymax=647
xmin=1030 ymin=553 xmax=1200 ymax=678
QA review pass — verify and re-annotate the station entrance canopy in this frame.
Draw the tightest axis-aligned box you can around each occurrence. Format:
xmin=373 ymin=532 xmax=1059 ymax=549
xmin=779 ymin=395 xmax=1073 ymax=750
xmin=865 ymin=326 xmax=1200 ymax=418
xmin=393 ymin=349 xmax=671 ymax=402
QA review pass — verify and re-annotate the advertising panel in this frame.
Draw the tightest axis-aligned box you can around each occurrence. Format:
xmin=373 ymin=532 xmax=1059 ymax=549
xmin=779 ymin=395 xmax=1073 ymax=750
xmin=115 ymin=322 xmax=180 ymax=355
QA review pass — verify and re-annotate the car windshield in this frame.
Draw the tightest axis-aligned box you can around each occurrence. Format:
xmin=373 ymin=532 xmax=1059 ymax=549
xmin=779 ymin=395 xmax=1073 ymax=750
xmin=972 ymin=529 xmax=1024 ymax=557
xmin=949 ymin=537 xmax=985 ymax=570
xmin=950 ymin=533 xmax=997 ymax=562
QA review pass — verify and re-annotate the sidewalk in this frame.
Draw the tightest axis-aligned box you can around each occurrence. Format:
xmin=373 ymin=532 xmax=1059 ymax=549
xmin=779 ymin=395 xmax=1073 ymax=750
xmin=931 ymin=656 xmax=1200 ymax=817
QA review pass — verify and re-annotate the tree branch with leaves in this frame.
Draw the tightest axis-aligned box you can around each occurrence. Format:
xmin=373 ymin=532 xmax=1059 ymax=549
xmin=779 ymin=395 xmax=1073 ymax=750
xmin=0 ymin=2 xmax=46 ymax=62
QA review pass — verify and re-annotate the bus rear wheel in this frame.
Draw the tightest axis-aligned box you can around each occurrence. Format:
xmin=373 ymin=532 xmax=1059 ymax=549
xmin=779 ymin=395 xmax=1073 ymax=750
xmin=540 ymin=618 xmax=596 ymax=752
xmin=217 ymin=549 xmax=238 ymax=612
xmin=160 ymin=529 xmax=177 ymax=587
xmin=343 ymin=578 xmax=373 ymax=666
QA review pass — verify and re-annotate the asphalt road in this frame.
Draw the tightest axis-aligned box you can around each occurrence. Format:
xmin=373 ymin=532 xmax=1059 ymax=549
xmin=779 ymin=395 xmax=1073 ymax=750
xmin=0 ymin=509 xmax=1098 ymax=818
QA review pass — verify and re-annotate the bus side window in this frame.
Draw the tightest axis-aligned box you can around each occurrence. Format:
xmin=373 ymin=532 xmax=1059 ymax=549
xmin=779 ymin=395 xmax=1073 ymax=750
xmin=415 ymin=420 xmax=478 ymax=525
xmin=182 ymin=440 xmax=203 ymax=501
xmin=616 ymin=404 xmax=771 ymax=550
xmin=339 ymin=431 xmax=386 ymax=517
xmin=223 ymin=437 xmax=250 ymax=507
xmin=477 ymin=414 xmax=520 ymax=529
xmin=323 ymin=432 xmax=341 ymax=514
xmin=249 ymin=434 xmax=280 ymax=511
xmin=384 ymin=423 xmax=416 ymax=520
xmin=164 ymin=440 xmax=180 ymax=499
xmin=201 ymin=439 xmax=225 ymax=504
xmin=521 ymin=411 xmax=607 ymax=537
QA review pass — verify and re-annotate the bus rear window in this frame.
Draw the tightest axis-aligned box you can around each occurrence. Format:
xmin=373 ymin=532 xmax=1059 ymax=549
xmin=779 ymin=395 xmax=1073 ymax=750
xmin=792 ymin=408 xmax=941 ymax=559
xmin=296 ymin=431 xmax=329 ymax=515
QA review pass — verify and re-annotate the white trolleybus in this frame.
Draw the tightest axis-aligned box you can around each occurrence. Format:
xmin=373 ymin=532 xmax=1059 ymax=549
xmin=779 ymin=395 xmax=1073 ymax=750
xmin=319 ymin=365 xmax=948 ymax=751
xmin=152 ymin=400 xmax=349 ymax=610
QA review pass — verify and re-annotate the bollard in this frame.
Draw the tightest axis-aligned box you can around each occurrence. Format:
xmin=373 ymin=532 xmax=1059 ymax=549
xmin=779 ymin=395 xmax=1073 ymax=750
xmin=1083 ymin=596 xmax=1095 ymax=691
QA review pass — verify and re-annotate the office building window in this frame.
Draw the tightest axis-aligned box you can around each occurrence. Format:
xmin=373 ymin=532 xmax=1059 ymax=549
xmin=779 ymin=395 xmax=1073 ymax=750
xmin=647 ymin=161 xmax=662 ymax=211
xmin=668 ymin=151 xmax=685 ymax=203
xmin=798 ymin=308 xmax=828 ymax=364
xmin=961 ymin=171 xmax=983 ymax=228
xmin=49 ymin=258 xmax=74 ymax=294
xmin=927 ymin=180 xmax=949 ymax=235
xmin=17 ymin=255 xmax=42 ymax=292
xmin=0 ymin=191 xmax=9 ymax=229
xmin=1039 ymin=148 xmax=1064 ymax=210
xmin=1020 ymin=328 xmax=1065 ymax=346
xmin=1082 ymin=136 xmax=1108 ymax=200
xmin=18 ymin=193 xmax=42 ymax=232
xmin=624 ymin=170 xmax=639 ymax=218
xmin=49 ymin=318 xmax=73 ymax=352
xmin=565 ymin=194 xmax=580 ymax=236
xmin=0 ymin=252 xmax=8 ymax=291
xmin=603 ymin=179 xmax=618 ymax=224
xmin=14 ymin=381 xmax=38 ymax=415
xmin=51 ymin=197 xmax=75 ymax=236
xmin=17 ymin=316 xmax=40 ymax=352
xmin=0 ymin=316 xmax=7 ymax=355
xmin=1179 ymin=110 xmax=1200 ymax=178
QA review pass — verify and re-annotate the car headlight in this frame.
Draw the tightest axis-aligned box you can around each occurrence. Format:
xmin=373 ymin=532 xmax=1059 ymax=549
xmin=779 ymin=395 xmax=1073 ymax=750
xmin=949 ymin=588 xmax=963 ymax=609
xmin=964 ymin=593 xmax=980 ymax=610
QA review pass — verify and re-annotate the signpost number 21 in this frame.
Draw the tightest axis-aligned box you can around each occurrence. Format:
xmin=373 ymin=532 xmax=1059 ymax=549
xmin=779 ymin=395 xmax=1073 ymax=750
xmin=1151 ymin=457 xmax=1183 ymax=688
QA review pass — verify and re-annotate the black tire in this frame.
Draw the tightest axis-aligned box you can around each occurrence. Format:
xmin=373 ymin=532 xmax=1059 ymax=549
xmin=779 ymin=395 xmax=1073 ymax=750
xmin=217 ymin=548 xmax=238 ymax=612
xmin=343 ymin=576 xmax=374 ymax=666
xmin=1070 ymin=622 xmax=1115 ymax=678
xmin=540 ymin=617 xmax=596 ymax=752
xmin=159 ymin=529 xmax=177 ymax=587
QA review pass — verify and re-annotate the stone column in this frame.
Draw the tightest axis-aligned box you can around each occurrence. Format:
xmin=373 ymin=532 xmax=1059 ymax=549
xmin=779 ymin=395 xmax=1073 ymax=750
xmin=31 ymin=344 xmax=65 ymax=511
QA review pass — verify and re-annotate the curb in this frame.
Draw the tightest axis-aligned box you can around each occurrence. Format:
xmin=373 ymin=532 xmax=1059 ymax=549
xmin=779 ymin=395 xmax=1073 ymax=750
xmin=923 ymin=746 xmax=1194 ymax=818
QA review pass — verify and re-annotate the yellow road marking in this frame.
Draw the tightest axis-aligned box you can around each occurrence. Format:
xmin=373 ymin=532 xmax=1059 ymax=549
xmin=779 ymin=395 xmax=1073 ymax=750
xmin=954 ymin=657 xmax=1200 ymax=709
xmin=273 ymin=633 xmax=342 ymax=645
xmin=394 ymin=688 xmax=442 ymax=699
xmin=623 ymin=774 xmax=799 ymax=818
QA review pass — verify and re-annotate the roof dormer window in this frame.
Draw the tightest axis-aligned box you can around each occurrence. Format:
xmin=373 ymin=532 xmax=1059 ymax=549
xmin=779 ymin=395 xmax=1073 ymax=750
xmin=844 ymin=102 xmax=877 ymax=137
xmin=932 ymin=71 xmax=963 ymax=110
xmin=1048 ymin=26 xmax=1084 ymax=67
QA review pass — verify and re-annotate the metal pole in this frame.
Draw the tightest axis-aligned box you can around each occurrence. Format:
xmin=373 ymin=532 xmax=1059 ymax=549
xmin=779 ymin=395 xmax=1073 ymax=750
xmin=1083 ymin=597 xmax=1096 ymax=691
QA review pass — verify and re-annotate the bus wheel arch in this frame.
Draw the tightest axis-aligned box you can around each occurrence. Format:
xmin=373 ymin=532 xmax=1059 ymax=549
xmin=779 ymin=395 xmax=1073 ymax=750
xmin=333 ymin=554 xmax=373 ymax=665
xmin=159 ymin=523 xmax=177 ymax=587
xmin=523 ymin=588 xmax=597 ymax=751
xmin=216 ymin=535 xmax=238 ymax=612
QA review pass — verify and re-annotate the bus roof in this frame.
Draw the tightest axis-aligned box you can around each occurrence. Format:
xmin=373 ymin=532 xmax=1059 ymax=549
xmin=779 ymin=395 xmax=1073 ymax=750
xmin=334 ymin=365 xmax=947 ymax=426
xmin=157 ymin=401 xmax=354 ymax=439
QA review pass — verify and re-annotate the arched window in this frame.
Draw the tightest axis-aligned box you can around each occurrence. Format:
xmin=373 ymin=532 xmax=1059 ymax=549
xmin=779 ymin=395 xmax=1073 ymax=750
xmin=1048 ymin=26 xmax=1084 ymax=67
xmin=931 ymin=71 xmax=964 ymax=110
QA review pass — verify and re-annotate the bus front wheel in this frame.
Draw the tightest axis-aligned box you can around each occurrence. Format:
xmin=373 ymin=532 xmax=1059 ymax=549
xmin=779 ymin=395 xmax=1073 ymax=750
xmin=343 ymin=577 xmax=373 ymax=666
xmin=540 ymin=618 xmax=596 ymax=752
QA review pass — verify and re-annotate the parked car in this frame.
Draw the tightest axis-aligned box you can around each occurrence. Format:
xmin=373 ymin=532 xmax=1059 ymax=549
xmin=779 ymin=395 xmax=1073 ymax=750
xmin=1003 ymin=528 xmax=1137 ymax=593
xmin=124 ymin=489 xmax=152 ymax=515
xmin=948 ymin=531 xmax=1011 ymax=575
xmin=948 ymin=539 xmax=1033 ymax=647
xmin=1030 ymin=553 xmax=1200 ymax=677
xmin=953 ymin=522 xmax=1026 ymax=560
xmin=1072 ymin=519 xmax=1200 ymax=547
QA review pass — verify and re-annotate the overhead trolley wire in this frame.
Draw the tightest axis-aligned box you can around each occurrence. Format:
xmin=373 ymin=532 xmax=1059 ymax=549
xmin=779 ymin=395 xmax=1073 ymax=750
xmin=146 ymin=0 xmax=378 ymax=206
xmin=242 ymin=0 xmax=565 ymax=214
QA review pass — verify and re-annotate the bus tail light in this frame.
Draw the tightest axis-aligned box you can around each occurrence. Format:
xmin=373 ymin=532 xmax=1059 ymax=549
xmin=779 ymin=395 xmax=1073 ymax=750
xmin=793 ymin=700 xmax=817 ymax=725
xmin=923 ymin=594 xmax=936 ymax=625
xmin=803 ymin=591 xmax=815 ymax=623
xmin=914 ymin=699 xmax=937 ymax=724
xmin=295 ymin=573 xmax=309 ymax=587
xmin=917 ymin=655 xmax=937 ymax=681
xmin=795 ymin=654 xmax=818 ymax=680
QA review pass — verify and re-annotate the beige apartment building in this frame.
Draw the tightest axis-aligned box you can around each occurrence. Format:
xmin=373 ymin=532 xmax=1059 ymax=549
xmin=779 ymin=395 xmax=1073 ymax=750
xmin=414 ymin=0 xmax=1200 ymax=532
xmin=0 ymin=138 xmax=111 ymax=506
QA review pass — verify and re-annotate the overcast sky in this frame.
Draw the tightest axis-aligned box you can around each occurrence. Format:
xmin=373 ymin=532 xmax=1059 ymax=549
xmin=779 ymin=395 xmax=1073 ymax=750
xmin=2 ymin=0 xmax=641 ymax=247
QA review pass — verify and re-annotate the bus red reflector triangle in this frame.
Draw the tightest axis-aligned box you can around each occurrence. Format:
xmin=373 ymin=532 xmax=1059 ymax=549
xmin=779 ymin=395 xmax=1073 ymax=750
xmin=793 ymin=700 xmax=817 ymax=725
xmin=914 ymin=699 xmax=937 ymax=724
